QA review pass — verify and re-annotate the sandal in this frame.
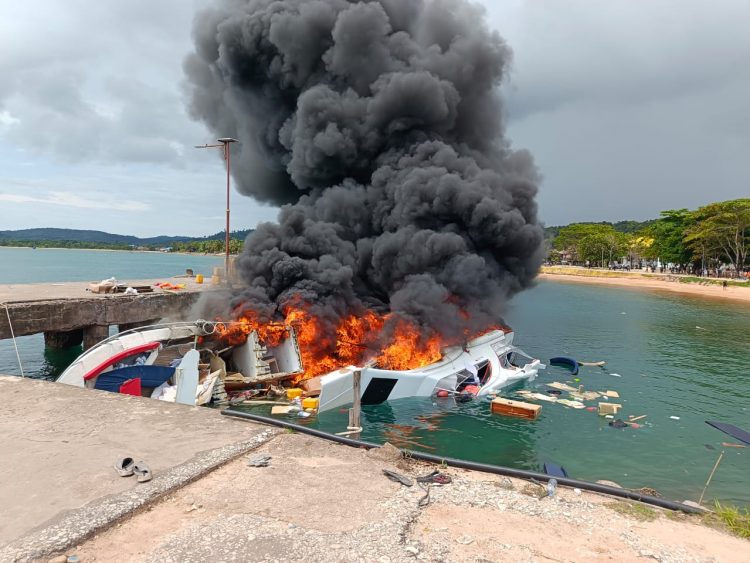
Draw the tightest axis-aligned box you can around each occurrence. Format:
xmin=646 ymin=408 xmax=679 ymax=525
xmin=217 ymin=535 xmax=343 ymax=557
xmin=416 ymin=470 xmax=452 ymax=485
xmin=114 ymin=457 xmax=135 ymax=477
xmin=133 ymin=462 xmax=152 ymax=483
xmin=382 ymin=469 xmax=414 ymax=487
xmin=432 ymin=474 xmax=452 ymax=485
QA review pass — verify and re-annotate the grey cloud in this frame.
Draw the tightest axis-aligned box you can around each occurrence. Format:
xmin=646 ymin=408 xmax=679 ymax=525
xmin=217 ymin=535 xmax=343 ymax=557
xmin=0 ymin=0 xmax=211 ymax=165
xmin=491 ymin=0 xmax=750 ymax=120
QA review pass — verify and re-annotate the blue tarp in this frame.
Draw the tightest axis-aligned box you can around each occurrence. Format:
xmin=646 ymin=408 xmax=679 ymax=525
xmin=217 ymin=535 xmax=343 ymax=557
xmin=94 ymin=365 xmax=175 ymax=393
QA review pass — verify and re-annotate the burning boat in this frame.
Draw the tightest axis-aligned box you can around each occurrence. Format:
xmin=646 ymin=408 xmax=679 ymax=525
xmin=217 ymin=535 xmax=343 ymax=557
xmin=55 ymin=316 xmax=542 ymax=411
xmin=316 ymin=329 xmax=542 ymax=412
xmin=56 ymin=321 xmax=303 ymax=405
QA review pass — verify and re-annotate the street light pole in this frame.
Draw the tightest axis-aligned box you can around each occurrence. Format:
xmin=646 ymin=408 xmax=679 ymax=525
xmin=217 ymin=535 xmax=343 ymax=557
xmin=195 ymin=137 xmax=238 ymax=285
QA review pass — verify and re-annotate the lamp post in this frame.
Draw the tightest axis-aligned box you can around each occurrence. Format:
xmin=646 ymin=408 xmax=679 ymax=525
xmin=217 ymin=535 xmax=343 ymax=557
xmin=195 ymin=137 xmax=238 ymax=285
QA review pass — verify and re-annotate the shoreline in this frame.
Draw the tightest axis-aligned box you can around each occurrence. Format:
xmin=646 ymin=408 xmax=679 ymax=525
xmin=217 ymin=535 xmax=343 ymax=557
xmin=539 ymin=268 xmax=750 ymax=305
xmin=0 ymin=245 xmax=230 ymax=257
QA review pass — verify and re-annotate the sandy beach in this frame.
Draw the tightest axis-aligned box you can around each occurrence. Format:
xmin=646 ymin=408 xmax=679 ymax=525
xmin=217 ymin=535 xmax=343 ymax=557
xmin=539 ymin=267 xmax=750 ymax=305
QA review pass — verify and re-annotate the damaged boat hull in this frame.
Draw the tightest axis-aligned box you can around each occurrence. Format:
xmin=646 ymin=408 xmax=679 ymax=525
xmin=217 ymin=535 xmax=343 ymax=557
xmin=317 ymin=330 xmax=542 ymax=412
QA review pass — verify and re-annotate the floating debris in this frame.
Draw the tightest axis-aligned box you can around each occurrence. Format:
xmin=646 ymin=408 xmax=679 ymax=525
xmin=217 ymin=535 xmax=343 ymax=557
xmin=557 ymin=399 xmax=586 ymax=409
xmin=550 ymin=357 xmax=579 ymax=375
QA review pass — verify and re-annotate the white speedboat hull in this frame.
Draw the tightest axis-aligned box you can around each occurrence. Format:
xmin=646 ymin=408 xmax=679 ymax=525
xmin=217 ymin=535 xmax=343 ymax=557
xmin=317 ymin=330 xmax=541 ymax=412
xmin=56 ymin=322 xmax=210 ymax=388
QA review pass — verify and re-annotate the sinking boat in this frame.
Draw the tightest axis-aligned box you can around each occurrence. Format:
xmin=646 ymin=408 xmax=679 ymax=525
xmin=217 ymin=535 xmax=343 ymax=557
xmin=56 ymin=320 xmax=303 ymax=406
xmin=316 ymin=329 xmax=544 ymax=412
xmin=57 ymin=320 xmax=542 ymax=413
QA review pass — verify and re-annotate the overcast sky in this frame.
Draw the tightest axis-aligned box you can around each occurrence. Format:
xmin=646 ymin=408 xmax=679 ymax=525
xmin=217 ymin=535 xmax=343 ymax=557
xmin=1 ymin=0 xmax=748 ymax=237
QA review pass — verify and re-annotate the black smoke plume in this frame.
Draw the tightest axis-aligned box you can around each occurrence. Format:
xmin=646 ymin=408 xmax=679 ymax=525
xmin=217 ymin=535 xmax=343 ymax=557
xmin=185 ymin=0 xmax=544 ymax=344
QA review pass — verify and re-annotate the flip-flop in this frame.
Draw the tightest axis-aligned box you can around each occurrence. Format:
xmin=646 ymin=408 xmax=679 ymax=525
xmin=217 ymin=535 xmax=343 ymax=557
xmin=415 ymin=470 xmax=440 ymax=483
xmin=133 ymin=462 xmax=152 ymax=483
xmin=114 ymin=457 xmax=135 ymax=477
xmin=382 ymin=469 xmax=414 ymax=487
xmin=417 ymin=471 xmax=452 ymax=485
xmin=432 ymin=474 xmax=452 ymax=485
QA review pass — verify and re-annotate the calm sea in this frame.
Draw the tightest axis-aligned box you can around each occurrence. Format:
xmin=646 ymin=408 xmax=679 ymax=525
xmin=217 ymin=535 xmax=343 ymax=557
xmin=2 ymin=247 xmax=749 ymax=504
xmin=0 ymin=246 xmax=222 ymax=284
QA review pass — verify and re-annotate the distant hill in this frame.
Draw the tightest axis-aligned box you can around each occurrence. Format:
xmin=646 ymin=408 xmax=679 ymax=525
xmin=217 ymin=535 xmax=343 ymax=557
xmin=200 ymin=229 xmax=254 ymax=242
xmin=0 ymin=228 xmax=254 ymax=246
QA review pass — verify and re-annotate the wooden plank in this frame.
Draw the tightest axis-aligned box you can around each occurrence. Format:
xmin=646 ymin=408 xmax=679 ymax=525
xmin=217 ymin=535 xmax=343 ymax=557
xmin=722 ymin=442 xmax=747 ymax=449
xmin=348 ymin=369 xmax=362 ymax=437
xmin=547 ymin=382 xmax=577 ymax=392
xmin=491 ymin=397 xmax=542 ymax=419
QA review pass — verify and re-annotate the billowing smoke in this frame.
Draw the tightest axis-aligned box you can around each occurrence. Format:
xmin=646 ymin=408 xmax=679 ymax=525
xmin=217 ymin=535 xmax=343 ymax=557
xmin=185 ymin=0 xmax=544 ymax=346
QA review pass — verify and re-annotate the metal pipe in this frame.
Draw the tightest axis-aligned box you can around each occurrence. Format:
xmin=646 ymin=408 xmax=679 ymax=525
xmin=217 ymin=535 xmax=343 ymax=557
xmin=224 ymin=141 xmax=231 ymax=285
xmin=221 ymin=409 xmax=704 ymax=514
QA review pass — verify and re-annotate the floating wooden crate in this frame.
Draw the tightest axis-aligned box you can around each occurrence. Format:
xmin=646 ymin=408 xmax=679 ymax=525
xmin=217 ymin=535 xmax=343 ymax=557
xmin=598 ymin=402 xmax=622 ymax=416
xmin=491 ymin=398 xmax=542 ymax=420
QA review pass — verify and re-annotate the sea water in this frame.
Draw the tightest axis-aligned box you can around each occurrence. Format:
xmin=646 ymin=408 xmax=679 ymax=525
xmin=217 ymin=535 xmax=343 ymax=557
xmin=307 ymin=283 xmax=750 ymax=505
xmin=2 ymin=247 xmax=749 ymax=504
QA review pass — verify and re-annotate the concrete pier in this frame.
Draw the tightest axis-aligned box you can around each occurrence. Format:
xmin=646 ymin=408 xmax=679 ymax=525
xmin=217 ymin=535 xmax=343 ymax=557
xmin=0 ymin=376 xmax=276 ymax=561
xmin=0 ymin=278 xmax=219 ymax=349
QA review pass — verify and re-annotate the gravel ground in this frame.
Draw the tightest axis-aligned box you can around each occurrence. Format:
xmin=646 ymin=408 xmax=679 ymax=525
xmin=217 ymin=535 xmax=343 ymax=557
xmin=64 ymin=433 xmax=747 ymax=563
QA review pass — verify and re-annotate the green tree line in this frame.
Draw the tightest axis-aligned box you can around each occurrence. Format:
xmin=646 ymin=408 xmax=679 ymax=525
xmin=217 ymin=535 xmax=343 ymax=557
xmin=0 ymin=239 xmax=134 ymax=251
xmin=170 ymin=238 xmax=244 ymax=254
xmin=0 ymin=237 xmax=246 ymax=254
xmin=549 ymin=198 xmax=750 ymax=276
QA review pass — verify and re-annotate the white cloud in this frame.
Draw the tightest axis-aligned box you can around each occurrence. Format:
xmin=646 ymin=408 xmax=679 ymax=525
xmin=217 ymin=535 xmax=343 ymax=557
xmin=0 ymin=191 xmax=150 ymax=212
xmin=0 ymin=111 xmax=20 ymax=127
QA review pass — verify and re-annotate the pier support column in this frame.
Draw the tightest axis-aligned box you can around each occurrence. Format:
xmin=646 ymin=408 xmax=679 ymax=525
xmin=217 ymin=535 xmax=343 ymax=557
xmin=118 ymin=319 xmax=159 ymax=333
xmin=44 ymin=329 xmax=83 ymax=350
xmin=83 ymin=325 xmax=109 ymax=351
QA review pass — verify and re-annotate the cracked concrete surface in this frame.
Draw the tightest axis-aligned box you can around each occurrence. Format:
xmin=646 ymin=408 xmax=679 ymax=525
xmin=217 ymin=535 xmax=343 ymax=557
xmin=0 ymin=376 xmax=277 ymax=562
xmin=69 ymin=433 xmax=748 ymax=563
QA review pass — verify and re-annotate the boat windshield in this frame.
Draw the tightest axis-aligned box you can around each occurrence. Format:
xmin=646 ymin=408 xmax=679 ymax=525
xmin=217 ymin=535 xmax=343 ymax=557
xmin=499 ymin=347 xmax=535 ymax=369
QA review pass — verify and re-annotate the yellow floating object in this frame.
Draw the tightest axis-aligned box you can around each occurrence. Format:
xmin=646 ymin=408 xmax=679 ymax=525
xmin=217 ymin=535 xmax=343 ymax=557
xmin=302 ymin=397 xmax=319 ymax=410
xmin=286 ymin=388 xmax=303 ymax=400
xmin=196 ymin=274 xmax=204 ymax=284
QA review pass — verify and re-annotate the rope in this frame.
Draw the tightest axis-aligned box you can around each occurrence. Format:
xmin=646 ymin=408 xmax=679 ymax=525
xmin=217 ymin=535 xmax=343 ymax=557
xmin=2 ymin=302 xmax=25 ymax=377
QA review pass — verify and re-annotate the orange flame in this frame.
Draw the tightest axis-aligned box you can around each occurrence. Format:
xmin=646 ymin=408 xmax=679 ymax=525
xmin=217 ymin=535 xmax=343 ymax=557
xmin=214 ymin=301 xmax=449 ymax=380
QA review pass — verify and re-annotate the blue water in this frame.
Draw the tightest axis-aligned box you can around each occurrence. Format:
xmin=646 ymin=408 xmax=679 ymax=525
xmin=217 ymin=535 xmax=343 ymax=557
xmin=244 ymin=282 xmax=750 ymax=504
xmin=2 ymin=247 xmax=749 ymax=504
xmin=0 ymin=246 xmax=221 ymax=284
